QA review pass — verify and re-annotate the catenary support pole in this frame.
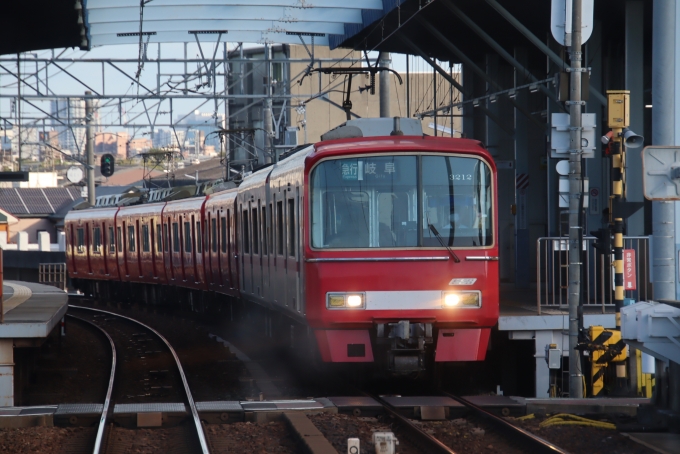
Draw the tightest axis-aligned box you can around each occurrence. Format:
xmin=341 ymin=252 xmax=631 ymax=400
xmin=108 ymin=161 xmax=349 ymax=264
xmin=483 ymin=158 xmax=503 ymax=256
xmin=85 ymin=91 xmax=95 ymax=206
xmin=568 ymin=0 xmax=584 ymax=398
xmin=652 ymin=0 xmax=679 ymax=415
xmin=380 ymin=53 xmax=391 ymax=118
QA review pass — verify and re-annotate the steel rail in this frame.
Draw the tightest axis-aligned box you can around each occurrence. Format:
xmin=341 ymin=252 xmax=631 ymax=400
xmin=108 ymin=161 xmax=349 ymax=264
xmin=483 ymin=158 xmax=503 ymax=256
xmin=441 ymin=392 xmax=567 ymax=454
xmin=69 ymin=305 xmax=210 ymax=454
xmin=66 ymin=314 xmax=116 ymax=454
xmin=369 ymin=393 xmax=457 ymax=454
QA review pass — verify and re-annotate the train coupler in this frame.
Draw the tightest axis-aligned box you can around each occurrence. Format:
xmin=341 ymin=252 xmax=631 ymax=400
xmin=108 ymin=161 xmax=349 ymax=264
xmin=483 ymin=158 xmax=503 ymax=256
xmin=376 ymin=321 xmax=433 ymax=373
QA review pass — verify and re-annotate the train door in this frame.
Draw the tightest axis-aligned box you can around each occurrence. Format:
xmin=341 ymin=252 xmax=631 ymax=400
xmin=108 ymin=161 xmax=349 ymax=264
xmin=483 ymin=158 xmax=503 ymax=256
xmin=136 ymin=220 xmax=143 ymax=278
xmin=275 ymin=197 xmax=286 ymax=305
xmin=252 ymin=201 xmax=262 ymax=297
xmin=228 ymin=209 xmax=236 ymax=290
xmin=150 ymin=219 xmax=157 ymax=278
xmin=102 ymin=222 xmax=109 ymax=276
xmin=241 ymin=203 xmax=251 ymax=294
xmin=285 ymin=188 xmax=301 ymax=312
xmin=165 ymin=217 xmax=174 ymax=281
xmin=121 ymin=221 xmax=130 ymax=278
xmin=262 ymin=203 xmax=270 ymax=293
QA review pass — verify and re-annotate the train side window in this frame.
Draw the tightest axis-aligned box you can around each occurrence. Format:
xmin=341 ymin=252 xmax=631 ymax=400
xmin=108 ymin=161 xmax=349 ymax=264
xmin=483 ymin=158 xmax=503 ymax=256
xmin=172 ymin=222 xmax=180 ymax=252
xmin=93 ymin=227 xmax=101 ymax=253
xmin=277 ymin=201 xmax=284 ymax=255
xmin=184 ymin=221 xmax=192 ymax=253
xmin=128 ymin=225 xmax=136 ymax=252
xmin=211 ymin=217 xmax=217 ymax=253
xmin=261 ymin=206 xmax=268 ymax=255
xmin=252 ymin=207 xmax=259 ymax=254
xmin=77 ymin=228 xmax=85 ymax=253
xmin=156 ymin=224 xmax=162 ymax=252
xmin=117 ymin=227 xmax=122 ymax=252
xmin=221 ymin=216 xmax=227 ymax=253
xmin=142 ymin=224 xmax=150 ymax=252
xmin=109 ymin=226 xmax=115 ymax=253
xmin=288 ymin=198 xmax=295 ymax=257
xmin=196 ymin=221 xmax=202 ymax=253
xmin=242 ymin=209 xmax=250 ymax=254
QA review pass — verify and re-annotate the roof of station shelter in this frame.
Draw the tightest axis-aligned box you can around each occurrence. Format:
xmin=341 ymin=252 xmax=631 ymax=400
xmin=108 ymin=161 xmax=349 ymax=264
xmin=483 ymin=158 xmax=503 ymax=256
xmin=3 ymin=1 xmax=646 ymax=61
xmin=2 ymin=0 xmax=393 ymax=55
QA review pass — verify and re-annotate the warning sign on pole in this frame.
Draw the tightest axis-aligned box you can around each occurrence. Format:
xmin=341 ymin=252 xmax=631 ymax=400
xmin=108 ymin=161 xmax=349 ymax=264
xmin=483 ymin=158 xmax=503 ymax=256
xmin=623 ymin=249 xmax=636 ymax=291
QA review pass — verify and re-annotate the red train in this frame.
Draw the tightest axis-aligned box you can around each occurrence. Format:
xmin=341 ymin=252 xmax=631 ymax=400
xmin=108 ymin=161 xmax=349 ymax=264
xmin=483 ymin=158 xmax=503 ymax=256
xmin=66 ymin=118 xmax=499 ymax=374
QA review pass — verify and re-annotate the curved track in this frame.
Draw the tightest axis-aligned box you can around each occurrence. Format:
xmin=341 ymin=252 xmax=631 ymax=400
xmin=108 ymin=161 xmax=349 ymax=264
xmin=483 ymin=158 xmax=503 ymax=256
xmin=69 ymin=305 xmax=210 ymax=454
xmin=66 ymin=314 xmax=116 ymax=454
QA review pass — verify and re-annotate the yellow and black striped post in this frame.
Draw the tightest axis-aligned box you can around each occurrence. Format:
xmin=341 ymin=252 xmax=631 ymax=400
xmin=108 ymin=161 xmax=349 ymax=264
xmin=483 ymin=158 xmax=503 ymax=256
xmin=613 ymin=218 xmax=624 ymax=328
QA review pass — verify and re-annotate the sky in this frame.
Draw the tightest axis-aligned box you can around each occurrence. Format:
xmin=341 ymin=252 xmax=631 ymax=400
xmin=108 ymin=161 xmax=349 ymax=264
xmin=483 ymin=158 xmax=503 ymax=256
xmin=0 ymin=42 xmax=432 ymax=143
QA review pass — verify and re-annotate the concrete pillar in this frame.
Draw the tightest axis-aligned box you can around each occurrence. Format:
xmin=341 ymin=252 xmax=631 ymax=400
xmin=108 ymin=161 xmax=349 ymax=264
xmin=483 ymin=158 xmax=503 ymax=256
xmin=38 ymin=231 xmax=50 ymax=252
xmin=16 ymin=232 xmax=28 ymax=251
xmin=626 ymin=1 xmax=646 ymax=236
xmin=0 ymin=231 xmax=7 ymax=248
xmin=0 ymin=339 xmax=14 ymax=406
xmin=462 ymin=64 xmax=475 ymax=139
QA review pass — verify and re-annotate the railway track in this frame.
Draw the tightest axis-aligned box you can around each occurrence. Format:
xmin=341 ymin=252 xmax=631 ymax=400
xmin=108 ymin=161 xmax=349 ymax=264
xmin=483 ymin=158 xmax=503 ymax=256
xmin=367 ymin=392 xmax=568 ymax=454
xmin=68 ymin=305 xmax=210 ymax=454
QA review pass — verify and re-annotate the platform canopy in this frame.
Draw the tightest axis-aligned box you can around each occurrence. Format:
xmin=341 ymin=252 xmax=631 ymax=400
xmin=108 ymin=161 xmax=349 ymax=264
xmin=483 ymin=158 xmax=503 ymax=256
xmin=1 ymin=0 xmax=404 ymax=55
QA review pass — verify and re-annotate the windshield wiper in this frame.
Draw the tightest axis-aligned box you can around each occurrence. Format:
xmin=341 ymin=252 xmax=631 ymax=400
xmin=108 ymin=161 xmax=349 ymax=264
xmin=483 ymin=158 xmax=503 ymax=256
xmin=428 ymin=224 xmax=461 ymax=263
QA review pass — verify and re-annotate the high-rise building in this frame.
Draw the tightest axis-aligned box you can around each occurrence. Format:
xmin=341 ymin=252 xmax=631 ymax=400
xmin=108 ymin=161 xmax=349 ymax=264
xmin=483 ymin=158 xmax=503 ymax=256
xmin=176 ymin=110 xmax=225 ymax=153
xmin=50 ymin=98 xmax=100 ymax=156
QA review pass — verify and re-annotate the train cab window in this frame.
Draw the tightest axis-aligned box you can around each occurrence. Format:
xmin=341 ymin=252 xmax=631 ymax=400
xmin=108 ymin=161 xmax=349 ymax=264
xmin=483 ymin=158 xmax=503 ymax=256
xmin=261 ymin=206 xmax=268 ymax=255
xmin=211 ymin=217 xmax=217 ymax=253
xmin=242 ymin=210 xmax=250 ymax=254
xmin=310 ymin=155 xmax=493 ymax=248
xmin=76 ymin=228 xmax=85 ymax=253
xmin=172 ymin=222 xmax=180 ymax=252
xmin=142 ymin=225 xmax=150 ymax=252
xmin=156 ymin=224 xmax=162 ymax=252
xmin=421 ymin=156 xmax=493 ymax=247
xmin=252 ymin=208 xmax=259 ymax=254
xmin=277 ymin=200 xmax=284 ymax=255
xmin=195 ymin=221 xmax=202 ymax=253
xmin=184 ymin=221 xmax=192 ymax=253
xmin=220 ymin=216 xmax=227 ymax=254
xmin=288 ymin=198 xmax=295 ymax=257
xmin=128 ymin=225 xmax=136 ymax=252
xmin=93 ymin=227 xmax=102 ymax=253
xmin=109 ymin=227 xmax=115 ymax=253
xmin=117 ymin=227 xmax=122 ymax=252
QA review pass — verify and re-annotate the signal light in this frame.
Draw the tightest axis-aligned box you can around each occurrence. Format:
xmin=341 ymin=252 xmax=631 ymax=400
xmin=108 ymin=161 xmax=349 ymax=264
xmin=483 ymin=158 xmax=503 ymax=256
xmin=100 ymin=153 xmax=115 ymax=177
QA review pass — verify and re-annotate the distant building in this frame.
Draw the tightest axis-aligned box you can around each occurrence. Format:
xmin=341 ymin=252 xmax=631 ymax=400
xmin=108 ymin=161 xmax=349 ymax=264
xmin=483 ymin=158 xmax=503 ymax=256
xmin=176 ymin=110 xmax=225 ymax=154
xmin=152 ymin=128 xmax=172 ymax=148
xmin=94 ymin=131 xmax=129 ymax=159
xmin=50 ymin=98 xmax=100 ymax=156
xmin=128 ymin=137 xmax=152 ymax=157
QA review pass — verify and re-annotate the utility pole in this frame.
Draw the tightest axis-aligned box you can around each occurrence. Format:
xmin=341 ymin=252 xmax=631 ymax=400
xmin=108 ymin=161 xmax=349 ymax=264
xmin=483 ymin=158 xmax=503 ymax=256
xmin=16 ymin=53 xmax=21 ymax=172
xmin=567 ymin=0 xmax=584 ymax=398
xmin=263 ymin=43 xmax=273 ymax=164
xmin=85 ymin=91 xmax=95 ymax=206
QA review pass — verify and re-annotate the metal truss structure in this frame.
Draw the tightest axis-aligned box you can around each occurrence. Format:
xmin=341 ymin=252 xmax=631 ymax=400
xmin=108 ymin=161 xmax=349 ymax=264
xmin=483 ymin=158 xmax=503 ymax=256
xmin=0 ymin=41 xmax=368 ymax=173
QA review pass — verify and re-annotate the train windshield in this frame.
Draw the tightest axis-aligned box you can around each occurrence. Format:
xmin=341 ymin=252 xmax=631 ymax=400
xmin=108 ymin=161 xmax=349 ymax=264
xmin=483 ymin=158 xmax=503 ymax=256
xmin=310 ymin=155 xmax=493 ymax=249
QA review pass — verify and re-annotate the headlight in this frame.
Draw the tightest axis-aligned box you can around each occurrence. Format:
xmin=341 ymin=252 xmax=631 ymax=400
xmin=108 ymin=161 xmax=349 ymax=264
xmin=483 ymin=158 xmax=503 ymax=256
xmin=326 ymin=292 xmax=365 ymax=309
xmin=442 ymin=291 xmax=481 ymax=308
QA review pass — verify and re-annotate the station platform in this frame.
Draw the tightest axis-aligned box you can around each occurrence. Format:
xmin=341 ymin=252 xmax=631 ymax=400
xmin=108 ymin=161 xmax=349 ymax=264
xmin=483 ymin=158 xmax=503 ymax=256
xmin=498 ymin=286 xmax=616 ymax=398
xmin=0 ymin=281 xmax=68 ymax=406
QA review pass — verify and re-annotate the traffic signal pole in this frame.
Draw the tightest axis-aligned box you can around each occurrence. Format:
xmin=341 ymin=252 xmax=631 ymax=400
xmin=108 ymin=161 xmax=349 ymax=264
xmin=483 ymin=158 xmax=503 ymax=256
xmin=568 ymin=0 xmax=585 ymax=398
xmin=85 ymin=91 xmax=95 ymax=206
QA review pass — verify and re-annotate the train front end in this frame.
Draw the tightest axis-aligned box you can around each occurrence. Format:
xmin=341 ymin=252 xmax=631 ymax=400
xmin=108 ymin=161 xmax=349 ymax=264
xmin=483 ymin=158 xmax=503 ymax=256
xmin=304 ymin=135 xmax=498 ymax=375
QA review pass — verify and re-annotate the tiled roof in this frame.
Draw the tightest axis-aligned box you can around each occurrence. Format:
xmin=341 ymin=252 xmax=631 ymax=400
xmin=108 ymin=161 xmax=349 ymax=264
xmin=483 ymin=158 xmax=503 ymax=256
xmin=0 ymin=187 xmax=80 ymax=216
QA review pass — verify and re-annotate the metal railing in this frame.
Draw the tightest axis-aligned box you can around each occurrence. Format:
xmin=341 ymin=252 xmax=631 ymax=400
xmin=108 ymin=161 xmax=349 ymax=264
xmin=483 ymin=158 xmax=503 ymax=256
xmin=39 ymin=263 xmax=67 ymax=290
xmin=536 ymin=236 xmax=650 ymax=314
